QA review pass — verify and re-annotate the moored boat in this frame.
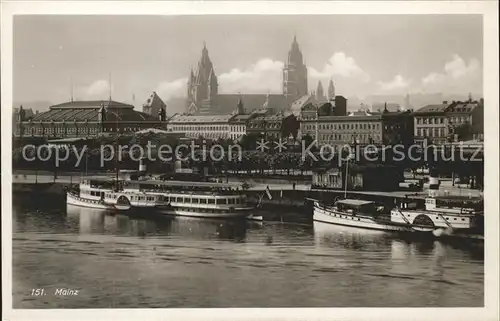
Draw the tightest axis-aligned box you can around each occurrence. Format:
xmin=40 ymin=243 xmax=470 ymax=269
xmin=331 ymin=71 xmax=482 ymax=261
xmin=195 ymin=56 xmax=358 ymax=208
xmin=66 ymin=178 xmax=115 ymax=210
xmin=391 ymin=192 xmax=484 ymax=237
xmin=118 ymin=179 xmax=254 ymax=219
xmin=312 ymin=198 xmax=412 ymax=232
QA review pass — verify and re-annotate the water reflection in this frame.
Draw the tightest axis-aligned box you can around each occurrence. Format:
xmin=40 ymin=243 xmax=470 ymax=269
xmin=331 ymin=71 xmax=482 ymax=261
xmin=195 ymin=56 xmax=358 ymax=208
xmin=313 ymin=221 xmax=392 ymax=250
xmin=314 ymin=220 xmax=483 ymax=262
xmin=65 ymin=206 xmax=249 ymax=242
xmin=12 ymin=197 xmax=484 ymax=308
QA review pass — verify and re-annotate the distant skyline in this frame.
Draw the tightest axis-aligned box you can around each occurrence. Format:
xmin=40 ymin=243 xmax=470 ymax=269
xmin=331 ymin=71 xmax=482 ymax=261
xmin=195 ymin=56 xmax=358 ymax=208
xmin=14 ymin=15 xmax=483 ymax=109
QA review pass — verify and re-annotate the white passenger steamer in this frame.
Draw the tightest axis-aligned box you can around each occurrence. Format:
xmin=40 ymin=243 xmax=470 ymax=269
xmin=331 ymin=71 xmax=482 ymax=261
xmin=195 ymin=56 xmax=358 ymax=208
xmin=391 ymin=191 xmax=484 ymax=236
xmin=67 ymin=176 xmax=255 ymax=219
xmin=66 ymin=178 xmax=166 ymax=212
xmin=124 ymin=180 xmax=254 ymax=219
xmin=66 ymin=178 xmax=115 ymax=210
xmin=312 ymin=198 xmax=411 ymax=232
xmin=311 ymin=155 xmax=410 ymax=231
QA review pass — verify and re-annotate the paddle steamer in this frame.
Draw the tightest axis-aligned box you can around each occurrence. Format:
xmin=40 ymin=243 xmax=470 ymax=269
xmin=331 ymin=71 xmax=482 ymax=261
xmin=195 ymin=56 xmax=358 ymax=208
xmin=391 ymin=191 xmax=484 ymax=237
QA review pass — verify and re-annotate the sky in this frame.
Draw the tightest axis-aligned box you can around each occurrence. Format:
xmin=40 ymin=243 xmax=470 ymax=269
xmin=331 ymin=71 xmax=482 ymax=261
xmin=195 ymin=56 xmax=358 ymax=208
xmin=14 ymin=15 xmax=483 ymax=109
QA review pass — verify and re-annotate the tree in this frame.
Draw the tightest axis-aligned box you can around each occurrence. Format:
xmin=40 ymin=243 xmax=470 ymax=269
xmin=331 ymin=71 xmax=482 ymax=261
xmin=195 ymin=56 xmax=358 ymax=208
xmin=454 ymin=122 xmax=473 ymax=141
xmin=302 ymin=133 xmax=315 ymax=151
xmin=448 ymin=122 xmax=473 ymax=142
xmin=240 ymin=134 xmax=257 ymax=150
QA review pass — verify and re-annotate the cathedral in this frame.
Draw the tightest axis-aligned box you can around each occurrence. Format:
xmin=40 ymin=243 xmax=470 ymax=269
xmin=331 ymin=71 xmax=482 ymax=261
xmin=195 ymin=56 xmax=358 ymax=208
xmin=282 ymin=36 xmax=308 ymax=102
xmin=186 ymin=37 xmax=309 ymax=115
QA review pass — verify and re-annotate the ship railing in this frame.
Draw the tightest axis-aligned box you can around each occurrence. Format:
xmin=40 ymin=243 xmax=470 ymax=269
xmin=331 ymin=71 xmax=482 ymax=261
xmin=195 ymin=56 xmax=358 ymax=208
xmin=436 ymin=212 xmax=454 ymax=229
xmin=394 ymin=206 xmax=415 ymax=229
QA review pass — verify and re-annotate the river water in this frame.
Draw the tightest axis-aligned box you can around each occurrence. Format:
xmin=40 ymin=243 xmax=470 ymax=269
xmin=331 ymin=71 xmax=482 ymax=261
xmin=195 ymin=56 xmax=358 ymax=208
xmin=12 ymin=195 xmax=484 ymax=308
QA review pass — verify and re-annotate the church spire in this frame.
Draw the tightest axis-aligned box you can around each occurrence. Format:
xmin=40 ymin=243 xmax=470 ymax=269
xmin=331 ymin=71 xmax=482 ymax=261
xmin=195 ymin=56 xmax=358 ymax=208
xmin=237 ymin=94 xmax=245 ymax=114
xmin=316 ymin=80 xmax=325 ymax=102
xmin=283 ymin=36 xmax=308 ymax=102
xmin=327 ymin=79 xmax=335 ymax=101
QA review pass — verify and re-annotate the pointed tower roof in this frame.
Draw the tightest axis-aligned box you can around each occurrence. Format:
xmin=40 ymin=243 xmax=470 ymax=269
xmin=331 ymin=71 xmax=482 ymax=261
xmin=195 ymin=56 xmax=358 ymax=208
xmin=262 ymin=92 xmax=270 ymax=109
xmin=236 ymin=94 xmax=245 ymax=114
xmin=287 ymin=35 xmax=303 ymax=65
xmin=316 ymin=81 xmax=324 ymax=96
xmin=188 ymin=67 xmax=195 ymax=84
xmin=143 ymin=91 xmax=166 ymax=109
xmin=327 ymin=79 xmax=335 ymax=100
xmin=208 ymin=68 xmax=217 ymax=84
xmin=194 ymin=42 xmax=215 ymax=85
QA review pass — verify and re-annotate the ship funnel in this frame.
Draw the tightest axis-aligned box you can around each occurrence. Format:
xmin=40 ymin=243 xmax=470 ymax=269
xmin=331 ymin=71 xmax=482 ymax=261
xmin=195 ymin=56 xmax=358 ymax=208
xmin=139 ymin=158 xmax=147 ymax=173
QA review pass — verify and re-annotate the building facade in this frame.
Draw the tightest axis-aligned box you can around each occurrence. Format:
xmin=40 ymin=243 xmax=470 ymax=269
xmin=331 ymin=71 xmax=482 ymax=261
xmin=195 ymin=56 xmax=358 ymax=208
xmin=166 ymin=114 xmax=233 ymax=140
xmin=413 ymin=98 xmax=483 ymax=145
xmin=312 ymin=164 xmax=403 ymax=191
xmin=446 ymin=98 xmax=484 ymax=139
xmin=413 ymin=102 xmax=449 ymax=144
xmin=246 ymin=113 xmax=299 ymax=141
xmin=299 ymin=107 xmax=413 ymax=146
xmin=314 ymin=115 xmax=385 ymax=145
xmin=15 ymin=100 xmax=165 ymax=138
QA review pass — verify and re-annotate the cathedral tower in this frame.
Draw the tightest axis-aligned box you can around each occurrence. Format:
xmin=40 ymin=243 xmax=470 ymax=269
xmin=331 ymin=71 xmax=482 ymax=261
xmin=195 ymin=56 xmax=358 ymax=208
xmin=283 ymin=36 xmax=308 ymax=103
xmin=187 ymin=43 xmax=219 ymax=114
xmin=316 ymin=80 xmax=325 ymax=103
xmin=327 ymin=79 xmax=335 ymax=101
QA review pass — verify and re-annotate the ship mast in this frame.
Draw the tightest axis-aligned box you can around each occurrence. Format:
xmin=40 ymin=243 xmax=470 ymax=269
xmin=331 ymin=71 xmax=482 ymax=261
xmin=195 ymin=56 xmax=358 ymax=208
xmin=344 ymin=156 xmax=349 ymax=199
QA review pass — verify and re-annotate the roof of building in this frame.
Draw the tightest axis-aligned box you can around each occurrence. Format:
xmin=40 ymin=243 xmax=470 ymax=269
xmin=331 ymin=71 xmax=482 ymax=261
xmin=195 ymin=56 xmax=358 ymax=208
xmin=290 ymin=94 xmax=315 ymax=115
xmin=414 ymin=103 xmax=450 ymax=114
xmin=168 ymin=114 xmax=233 ymax=123
xmin=318 ymin=115 xmax=383 ymax=121
xmin=27 ymin=100 xmax=156 ymax=122
xmin=13 ymin=107 xmax=35 ymax=118
xmin=230 ymin=114 xmax=254 ymax=122
xmin=50 ymin=100 xmax=134 ymax=109
xmin=250 ymin=113 xmax=290 ymax=122
xmin=216 ymin=94 xmax=289 ymax=114
xmin=447 ymin=101 xmax=481 ymax=113
xmin=142 ymin=92 xmax=166 ymax=109
xmin=372 ymin=102 xmax=400 ymax=112
xmin=348 ymin=110 xmax=376 ymax=116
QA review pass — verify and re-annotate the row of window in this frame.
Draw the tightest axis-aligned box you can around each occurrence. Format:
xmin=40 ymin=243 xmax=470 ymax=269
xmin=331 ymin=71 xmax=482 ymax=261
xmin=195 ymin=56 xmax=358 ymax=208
xmin=416 ymin=116 xmax=470 ymax=125
xmin=303 ymin=123 xmax=381 ymax=131
xmin=229 ymin=125 xmax=246 ymax=133
xmin=416 ymin=117 xmax=445 ymax=125
xmin=416 ymin=127 xmax=446 ymax=138
xmin=102 ymin=192 xmax=246 ymax=205
xmin=170 ymin=125 xmax=230 ymax=132
xmin=249 ymin=122 xmax=281 ymax=129
xmin=81 ymin=190 xmax=105 ymax=197
xmin=24 ymin=126 xmax=100 ymax=135
xmin=168 ymin=196 xmax=244 ymax=205
xmin=318 ymin=134 xmax=380 ymax=142
xmin=449 ymin=116 xmax=470 ymax=124
xmin=186 ymin=132 xmax=230 ymax=140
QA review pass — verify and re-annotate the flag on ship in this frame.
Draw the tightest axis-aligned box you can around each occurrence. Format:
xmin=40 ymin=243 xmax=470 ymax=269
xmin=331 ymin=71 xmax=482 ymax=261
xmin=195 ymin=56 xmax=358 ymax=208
xmin=265 ymin=185 xmax=272 ymax=200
